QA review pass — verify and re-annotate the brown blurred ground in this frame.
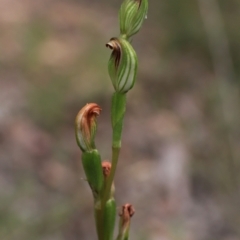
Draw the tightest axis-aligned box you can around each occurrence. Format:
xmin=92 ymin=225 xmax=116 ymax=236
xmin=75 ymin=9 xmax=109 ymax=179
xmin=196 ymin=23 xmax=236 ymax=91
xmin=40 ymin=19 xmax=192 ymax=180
xmin=0 ymin=0 xmax=240 ymax=239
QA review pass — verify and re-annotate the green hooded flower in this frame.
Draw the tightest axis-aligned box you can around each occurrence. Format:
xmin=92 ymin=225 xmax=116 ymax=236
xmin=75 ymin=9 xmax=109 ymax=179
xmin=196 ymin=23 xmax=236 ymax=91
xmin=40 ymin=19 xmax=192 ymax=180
xmin=75 ymin=103 xmax=101 ymax=152
xmin=106 ymin=37 xmax=138 ymax=94
xmin=119 ymin=0 xmax=148 ymax=38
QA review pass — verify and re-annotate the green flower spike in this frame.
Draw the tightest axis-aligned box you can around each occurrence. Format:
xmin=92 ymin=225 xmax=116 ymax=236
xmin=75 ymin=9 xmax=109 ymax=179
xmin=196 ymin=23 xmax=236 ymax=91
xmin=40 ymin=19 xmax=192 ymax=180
xmin=106 ymin=37 xmax=138 ymax=94
xmin=116 ymin=204 xmax=135 ymax=240
xmin=119 ymin=0 xmax=148 ymax=38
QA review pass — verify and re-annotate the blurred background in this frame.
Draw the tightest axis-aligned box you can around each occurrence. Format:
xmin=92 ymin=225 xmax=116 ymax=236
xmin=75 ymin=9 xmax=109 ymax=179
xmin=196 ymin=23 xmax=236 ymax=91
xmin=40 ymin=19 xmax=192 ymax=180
xmin=0 ymin=0 xmax=240 ymax=239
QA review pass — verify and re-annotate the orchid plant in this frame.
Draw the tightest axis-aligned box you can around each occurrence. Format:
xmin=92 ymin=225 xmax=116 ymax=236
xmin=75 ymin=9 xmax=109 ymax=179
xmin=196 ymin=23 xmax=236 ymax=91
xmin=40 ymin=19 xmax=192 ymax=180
xmin=75 ymin=0 xmax=148 ymax=239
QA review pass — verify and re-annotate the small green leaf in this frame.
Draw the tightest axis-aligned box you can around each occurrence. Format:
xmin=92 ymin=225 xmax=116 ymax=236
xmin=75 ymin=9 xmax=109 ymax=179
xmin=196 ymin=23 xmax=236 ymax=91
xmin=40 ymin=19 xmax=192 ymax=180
xmin=82 ymin=150 xmax=104 ymax=198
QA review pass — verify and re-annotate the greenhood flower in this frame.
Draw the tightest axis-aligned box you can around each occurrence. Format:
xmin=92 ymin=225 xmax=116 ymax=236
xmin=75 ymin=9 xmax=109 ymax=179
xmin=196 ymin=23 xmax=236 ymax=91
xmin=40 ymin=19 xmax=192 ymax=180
xmin=75 ymin=103 xmax=101 ymax=152
xmin=119 ymin=0 xmax=148 ymax=38
xmin=106 ymin=37 xmax=138 ymax=94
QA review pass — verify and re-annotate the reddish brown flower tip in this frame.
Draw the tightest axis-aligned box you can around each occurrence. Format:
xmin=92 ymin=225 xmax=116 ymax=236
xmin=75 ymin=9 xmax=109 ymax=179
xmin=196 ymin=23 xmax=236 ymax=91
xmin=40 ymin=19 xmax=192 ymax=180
xmin=106 ymin=38 xmax=121 ymax=68
xmin=102 ymin=161 xmax=112 ymax=177
xmin=119 ymin=203 xmax=135 ymax=224
xmin=119 ymin=203 xmax=135 ymax=217
xmin=75 ymin=103 xmax=101 ymax=152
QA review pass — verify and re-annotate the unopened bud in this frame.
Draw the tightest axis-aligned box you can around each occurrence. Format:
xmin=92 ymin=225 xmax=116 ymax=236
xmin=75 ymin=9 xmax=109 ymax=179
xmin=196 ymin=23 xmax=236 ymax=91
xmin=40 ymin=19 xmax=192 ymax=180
xmin=119 ymin=0 xmax=148 ymax=38
xmin=117 ymin=203 xmax=135 ymax=240
xmin=106 ymin=38 xmax=138 ymax=94
xmin=75 ymin=103 xmax=101 ymax=152
xmin=102 ymin=161 xmax=112 ymax=178
xmin=102 ymin=161 xmax=115 ymax=197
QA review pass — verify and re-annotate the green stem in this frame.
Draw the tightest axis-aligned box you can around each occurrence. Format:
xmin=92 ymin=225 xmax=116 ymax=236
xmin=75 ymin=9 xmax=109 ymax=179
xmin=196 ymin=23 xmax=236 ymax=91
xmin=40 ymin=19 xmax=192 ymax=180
xmin=99 ymin=147 xmax=120 ymax=240
xmin=99 ymin=92 xmax=126 ymax=240
xmin=111 ymin=93 xmax=126 ymax=148
xmin=95 ymin=205 xmax=103 ymax=240
xmin=103 ymin=92 xmax=126 ymax=201
xmin=108 ymin=146 xmax=120 ymax=200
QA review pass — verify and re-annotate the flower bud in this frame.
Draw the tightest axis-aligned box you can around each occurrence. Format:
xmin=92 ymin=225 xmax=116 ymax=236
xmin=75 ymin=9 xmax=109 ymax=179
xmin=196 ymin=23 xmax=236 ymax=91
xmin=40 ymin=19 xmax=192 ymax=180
xmin=117 ymin=203 xmax=135 ymax=240
xmin=75 ymin=103 xmax=101 ymax=152
xmin=119 ymin=0 xmax=148 ymax=38
xmin=106 ymin=38 xmax=138 ymax=94
xmin=102 ymin=161 xmax=115 ymax=197
xmin=102 ymin=161 xmax=112 ymax=178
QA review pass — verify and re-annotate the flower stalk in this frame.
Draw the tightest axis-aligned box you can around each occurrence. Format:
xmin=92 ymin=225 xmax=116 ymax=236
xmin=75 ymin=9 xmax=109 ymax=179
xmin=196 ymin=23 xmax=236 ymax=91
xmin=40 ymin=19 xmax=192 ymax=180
xmin=75 ymin=0 xmax=148 ymax=239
